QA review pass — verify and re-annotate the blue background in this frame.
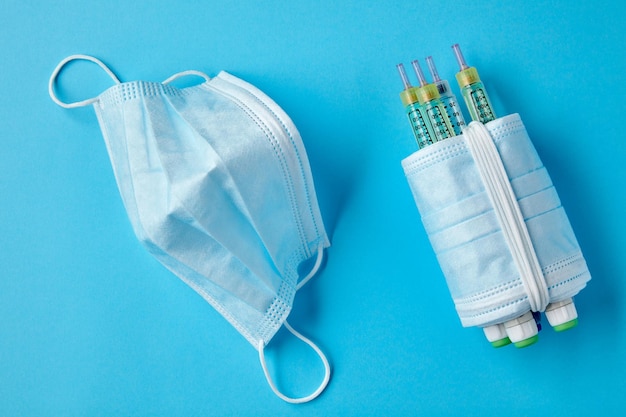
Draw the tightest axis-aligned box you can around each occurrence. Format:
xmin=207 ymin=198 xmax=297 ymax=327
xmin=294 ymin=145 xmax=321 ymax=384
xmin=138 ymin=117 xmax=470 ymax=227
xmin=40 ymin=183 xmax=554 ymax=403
xmin=1 ymin=1 xmax=625 ymax=415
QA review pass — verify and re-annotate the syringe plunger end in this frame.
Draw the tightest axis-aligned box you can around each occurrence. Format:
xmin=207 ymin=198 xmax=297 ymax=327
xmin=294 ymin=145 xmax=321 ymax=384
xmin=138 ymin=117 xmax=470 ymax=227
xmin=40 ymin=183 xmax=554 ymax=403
xmin=545 ymin=298 xmax=578 ymax=331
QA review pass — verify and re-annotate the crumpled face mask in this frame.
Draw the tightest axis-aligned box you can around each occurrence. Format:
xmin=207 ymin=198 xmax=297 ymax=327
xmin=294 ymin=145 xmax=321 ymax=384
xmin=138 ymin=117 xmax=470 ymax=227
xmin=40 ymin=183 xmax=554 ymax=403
xmin=49 ymin=55 xmax=331 ymax=403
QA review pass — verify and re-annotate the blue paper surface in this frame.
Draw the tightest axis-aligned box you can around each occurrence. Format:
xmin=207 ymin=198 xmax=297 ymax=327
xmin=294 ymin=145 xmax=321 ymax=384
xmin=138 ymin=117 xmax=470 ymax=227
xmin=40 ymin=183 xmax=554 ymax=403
xmin=1 ymin=1 xmax=625 ymax=415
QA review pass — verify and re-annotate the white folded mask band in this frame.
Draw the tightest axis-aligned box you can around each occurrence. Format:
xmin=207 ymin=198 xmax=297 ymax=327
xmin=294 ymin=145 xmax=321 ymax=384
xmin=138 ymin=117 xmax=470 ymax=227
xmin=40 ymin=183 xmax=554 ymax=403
xmin=464 ymin=121 xmax=549 ymax=312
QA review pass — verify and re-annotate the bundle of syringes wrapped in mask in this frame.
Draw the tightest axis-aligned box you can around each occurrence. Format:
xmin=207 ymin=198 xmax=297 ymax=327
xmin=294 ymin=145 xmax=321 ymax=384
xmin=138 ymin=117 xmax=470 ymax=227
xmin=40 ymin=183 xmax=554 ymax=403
xmin=397 ymin=44 xmax=579 ymax=348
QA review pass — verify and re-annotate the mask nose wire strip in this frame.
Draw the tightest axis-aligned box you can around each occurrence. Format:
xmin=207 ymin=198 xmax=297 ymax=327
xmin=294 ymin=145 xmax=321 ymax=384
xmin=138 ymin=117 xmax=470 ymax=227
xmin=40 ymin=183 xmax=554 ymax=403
xmin=464 ymin=121 xmax=549 ymax=312
xmin=258 ymin=320 xmax=331 ymax=404
xmin=296 ymin=243 xmax=325 ymax=291
xmin=162 ymin=70 xmax=211 ymax=85
xmin=49 ymin=54 xmax=121 ymax=109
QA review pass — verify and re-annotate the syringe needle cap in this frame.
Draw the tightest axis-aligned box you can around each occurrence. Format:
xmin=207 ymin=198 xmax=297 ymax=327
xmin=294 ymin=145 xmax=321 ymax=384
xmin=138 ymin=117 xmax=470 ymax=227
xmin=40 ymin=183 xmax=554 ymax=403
xmin=396 ymin=63 xmax=412 ymax=90
xmin=425 ymin=56 xmax=441 ymax=82
xmin=411 ymin=59 xmax=428 ymax=87
xmin=452 ymin=43 xmax=469 ymax=71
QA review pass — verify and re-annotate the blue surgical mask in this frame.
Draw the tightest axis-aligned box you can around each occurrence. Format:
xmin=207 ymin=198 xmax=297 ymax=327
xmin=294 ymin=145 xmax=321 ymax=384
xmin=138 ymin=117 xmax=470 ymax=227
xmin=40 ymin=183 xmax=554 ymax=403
xmin=402 ymin=114 xmax=590 ymax=331
xmin=49 ymin=55 xmax=331 ymax=403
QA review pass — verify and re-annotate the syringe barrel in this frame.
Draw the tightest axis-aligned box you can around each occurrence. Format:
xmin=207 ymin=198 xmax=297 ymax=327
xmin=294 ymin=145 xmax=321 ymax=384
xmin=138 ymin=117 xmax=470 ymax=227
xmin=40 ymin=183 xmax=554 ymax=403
xmin=421 ymin=100 xmax=455 ymax=142
xmin=460 ymin=80 xmax=496 ymax=123
xmin=414 ymin=83 xmax=455 ymax=141
xmin=405 ymin=102 xmax=436 ymax=149
xmin=434 ymin=79 xmax=465 ymax=136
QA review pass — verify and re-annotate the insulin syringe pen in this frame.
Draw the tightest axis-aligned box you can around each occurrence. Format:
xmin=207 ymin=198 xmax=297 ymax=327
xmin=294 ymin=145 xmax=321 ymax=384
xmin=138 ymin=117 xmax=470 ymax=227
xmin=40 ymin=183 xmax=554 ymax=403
xmin=450 ymin=45 xmax=536 ymax=347
xmin=411 ymin=59 xmax=455 ymax=142
xmin=425 ymin=56 xmax=465 ymax=136
xmin=451 ymin=44 xmax=497 ymax=123
xmin=396 ymin=63 xmax=435 ymax=149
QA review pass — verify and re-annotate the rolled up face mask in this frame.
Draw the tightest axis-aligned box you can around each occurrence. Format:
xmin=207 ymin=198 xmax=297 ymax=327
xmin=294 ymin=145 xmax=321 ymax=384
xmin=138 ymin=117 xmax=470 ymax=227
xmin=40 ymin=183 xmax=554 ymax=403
xmin=49 ymin=55 xmax=331 ymax=403
xmin=402 ymin=114 xmax=591 ymax=347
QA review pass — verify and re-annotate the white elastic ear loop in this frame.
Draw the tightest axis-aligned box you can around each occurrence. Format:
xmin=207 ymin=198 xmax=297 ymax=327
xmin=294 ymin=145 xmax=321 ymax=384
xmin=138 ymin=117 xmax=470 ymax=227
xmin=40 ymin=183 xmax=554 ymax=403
xmin=162 ymin=70 xmax=211 ymax=85
xmin=49 ymin=54 xmax=121 ymax=108
xmin=258 ymin=321 xmax=331 ymax=404
xmin=297 ymin=243 xmax=325 ymax=290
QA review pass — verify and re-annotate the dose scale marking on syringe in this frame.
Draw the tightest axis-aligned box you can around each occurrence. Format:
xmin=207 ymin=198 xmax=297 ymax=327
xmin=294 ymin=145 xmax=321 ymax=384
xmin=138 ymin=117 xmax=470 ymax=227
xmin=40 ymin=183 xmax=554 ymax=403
xmin=426 ymin=55 xmax=465 ymax=136
xmin=407 ymin=105 xmax=434 ymax=148
xmin=451 ymin=43 xmax=497 ymax=124
xmin=469 ymin=88 xmax=495 ymax=123
xmin=443 ymin=101 xmax=464 ymax=132
xmin=425 ymin=104 xmax=453 ymax=141
xmin=396 ymin=63 xmax=437 ymax=149
xmin=407 ymin=59 xmax=456 ymax=146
